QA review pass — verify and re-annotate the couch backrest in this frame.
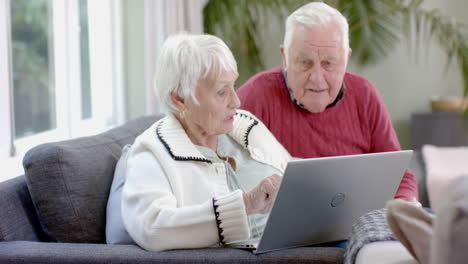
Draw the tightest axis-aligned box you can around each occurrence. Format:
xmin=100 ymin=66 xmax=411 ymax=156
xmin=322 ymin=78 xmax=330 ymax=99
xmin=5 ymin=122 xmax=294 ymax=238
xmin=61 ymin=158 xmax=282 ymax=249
xmin=23 ymin=115 xmax=162 ymax=243
xmin=0 ymin=176 xmax=49 ymax=242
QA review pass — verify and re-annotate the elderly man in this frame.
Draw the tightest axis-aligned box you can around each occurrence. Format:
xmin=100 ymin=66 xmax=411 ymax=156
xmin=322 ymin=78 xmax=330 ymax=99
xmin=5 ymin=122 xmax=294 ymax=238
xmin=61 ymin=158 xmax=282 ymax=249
xmin=237 ymin=2 xmax=418 ymax=202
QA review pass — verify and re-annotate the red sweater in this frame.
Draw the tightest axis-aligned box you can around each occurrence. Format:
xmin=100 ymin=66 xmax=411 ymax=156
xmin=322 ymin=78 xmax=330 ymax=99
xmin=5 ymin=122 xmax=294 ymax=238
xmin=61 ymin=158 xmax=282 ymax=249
xmin=237 ymin=67 xmax=418 ymax=199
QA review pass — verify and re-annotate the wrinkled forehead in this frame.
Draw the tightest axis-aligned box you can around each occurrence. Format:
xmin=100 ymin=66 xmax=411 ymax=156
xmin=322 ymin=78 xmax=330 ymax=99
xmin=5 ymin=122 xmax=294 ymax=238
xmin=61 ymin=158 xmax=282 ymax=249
xmin=293 ymin=43 xmax=344 ymax=61
xmin=303 ymin=39 xmax=341 ymax=49
xmin=292 ymin=32 xmax=345 ymax=61
xmin=291 ymin=23 xmax=344 ymax=50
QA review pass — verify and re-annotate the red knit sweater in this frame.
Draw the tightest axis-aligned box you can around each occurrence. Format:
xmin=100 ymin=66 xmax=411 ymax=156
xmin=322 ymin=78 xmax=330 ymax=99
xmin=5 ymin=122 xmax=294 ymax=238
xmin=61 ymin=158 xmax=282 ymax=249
xmin=237 ymin=67 xmax=418 ymax=199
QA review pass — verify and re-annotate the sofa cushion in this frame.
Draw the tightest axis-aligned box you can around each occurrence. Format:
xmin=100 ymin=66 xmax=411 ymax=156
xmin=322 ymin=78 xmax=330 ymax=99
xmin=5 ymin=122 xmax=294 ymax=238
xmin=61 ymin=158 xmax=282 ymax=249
xmin=422 ymin=145 xmax=468 ymax=211
xmin=106 ymin=144 xmax=135 ymax=244
xmin=0 ymin=241 xmax=345 ymax=264
xmin=23 ymin=115 xmax=162 ymax=243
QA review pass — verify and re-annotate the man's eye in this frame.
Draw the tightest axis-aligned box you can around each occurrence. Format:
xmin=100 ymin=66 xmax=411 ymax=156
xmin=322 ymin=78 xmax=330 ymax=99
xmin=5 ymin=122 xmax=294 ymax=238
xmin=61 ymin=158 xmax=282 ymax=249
xmin=322 ymin=60 xmax=334 ymax=68
xmin=300 ymin=59 xmax=312 ymax=70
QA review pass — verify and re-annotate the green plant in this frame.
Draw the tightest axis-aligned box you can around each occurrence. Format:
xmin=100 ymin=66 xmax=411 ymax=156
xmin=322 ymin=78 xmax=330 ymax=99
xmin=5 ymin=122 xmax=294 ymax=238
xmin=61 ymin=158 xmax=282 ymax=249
xmin=203 ymin=0 xmax=468 ymax=100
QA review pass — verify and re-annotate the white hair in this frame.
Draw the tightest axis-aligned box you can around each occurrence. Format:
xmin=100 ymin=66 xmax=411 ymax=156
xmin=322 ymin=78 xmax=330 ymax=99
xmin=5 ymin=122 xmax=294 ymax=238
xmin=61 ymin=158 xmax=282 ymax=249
xmin=283 ymin=2 xmax=349 ymax=64
xmin=154 ymin=33 xmax=238 ymax=114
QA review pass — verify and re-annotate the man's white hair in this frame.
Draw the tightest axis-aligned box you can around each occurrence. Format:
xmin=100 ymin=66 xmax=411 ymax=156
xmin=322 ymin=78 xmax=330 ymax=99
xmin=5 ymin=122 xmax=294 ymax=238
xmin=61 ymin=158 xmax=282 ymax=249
xmin=283 ymin=2 xmax=349 ymax=64
xmin=154 ymin=33 xmax=237 ymax=114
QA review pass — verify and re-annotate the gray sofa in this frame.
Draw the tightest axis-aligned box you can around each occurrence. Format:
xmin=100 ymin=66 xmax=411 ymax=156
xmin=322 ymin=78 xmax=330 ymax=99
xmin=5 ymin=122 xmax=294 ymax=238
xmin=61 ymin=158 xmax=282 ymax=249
xmin=0 ymin=115 xmax=344 ymax=264
xmin=410 ymin=111 xmax=468 ymax=208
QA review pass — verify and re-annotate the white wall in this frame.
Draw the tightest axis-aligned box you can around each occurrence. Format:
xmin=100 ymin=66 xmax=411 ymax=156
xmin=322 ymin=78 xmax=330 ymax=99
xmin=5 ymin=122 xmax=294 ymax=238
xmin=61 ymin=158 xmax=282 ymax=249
xmin=350 ymin=0 xmax=467 ymax=148
xmin=123 ymin=0 xmax=467 ymax=148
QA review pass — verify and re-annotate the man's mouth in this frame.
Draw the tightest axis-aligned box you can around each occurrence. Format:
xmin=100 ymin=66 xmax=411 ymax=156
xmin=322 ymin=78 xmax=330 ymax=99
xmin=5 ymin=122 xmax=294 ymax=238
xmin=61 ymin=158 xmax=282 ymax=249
xmin=307 ymin=88 xmax=327 ymax=93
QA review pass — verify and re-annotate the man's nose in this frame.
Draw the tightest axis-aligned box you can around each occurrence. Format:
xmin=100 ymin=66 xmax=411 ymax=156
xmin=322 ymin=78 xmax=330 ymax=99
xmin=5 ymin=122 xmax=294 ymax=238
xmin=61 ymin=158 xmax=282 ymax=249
xmin=308 ymin=67 xmax=326 ymax=84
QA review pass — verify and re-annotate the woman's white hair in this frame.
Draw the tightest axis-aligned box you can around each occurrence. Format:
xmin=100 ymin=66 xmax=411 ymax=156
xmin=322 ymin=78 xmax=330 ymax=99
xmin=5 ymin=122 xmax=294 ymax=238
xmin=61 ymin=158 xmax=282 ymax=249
xmin=154 ymin=33 xmax=237 ymax=114
xmin=283 ymin=2 xmax=349 ymax=64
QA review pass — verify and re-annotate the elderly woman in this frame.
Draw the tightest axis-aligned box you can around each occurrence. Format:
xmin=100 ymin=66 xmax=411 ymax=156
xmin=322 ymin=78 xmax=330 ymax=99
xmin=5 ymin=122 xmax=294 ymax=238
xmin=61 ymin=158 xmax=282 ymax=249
xmin=121 ymin=34 xmax=292 ymax=251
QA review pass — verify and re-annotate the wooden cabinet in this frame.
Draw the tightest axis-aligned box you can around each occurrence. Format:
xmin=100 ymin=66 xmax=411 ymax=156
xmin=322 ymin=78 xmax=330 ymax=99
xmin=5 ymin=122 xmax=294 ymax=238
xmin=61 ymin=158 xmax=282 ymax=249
xmin=411 ymin=112 xmax=468 ymax=149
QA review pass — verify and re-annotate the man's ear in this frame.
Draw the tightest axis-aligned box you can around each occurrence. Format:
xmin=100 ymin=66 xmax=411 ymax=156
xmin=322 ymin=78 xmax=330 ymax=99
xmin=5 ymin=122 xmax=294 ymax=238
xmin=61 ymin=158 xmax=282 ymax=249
xmin=280 ymin=45 xmax=287 ymax=70
xmin=170 ymin=92 xmax=186 ymax=112
xmin=344 ymin=47 xmax=352 ymax=68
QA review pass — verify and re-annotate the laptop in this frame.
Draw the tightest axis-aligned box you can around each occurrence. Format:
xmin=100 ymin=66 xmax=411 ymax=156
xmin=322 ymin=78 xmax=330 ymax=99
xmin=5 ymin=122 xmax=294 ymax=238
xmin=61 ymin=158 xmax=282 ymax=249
xmin=226 ymin=150 xmax=413 ymax=254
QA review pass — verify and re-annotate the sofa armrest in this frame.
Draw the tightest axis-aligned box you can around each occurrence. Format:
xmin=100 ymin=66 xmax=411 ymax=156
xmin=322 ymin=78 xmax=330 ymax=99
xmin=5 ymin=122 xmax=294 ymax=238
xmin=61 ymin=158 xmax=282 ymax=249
xmin=0 ymin=176 xmax=49 ymax=241
xmin=355 ymin=241 xmax=417 ymax=264
xmin=408 ymin=151 xmax=430 ymax=207
xmin=0 ymin=241 xmax=344 ymax=264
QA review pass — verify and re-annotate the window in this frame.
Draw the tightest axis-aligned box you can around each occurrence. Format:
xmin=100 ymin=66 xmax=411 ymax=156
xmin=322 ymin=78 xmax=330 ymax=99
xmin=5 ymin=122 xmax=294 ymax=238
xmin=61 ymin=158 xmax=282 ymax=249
xmin=0 ymin=0 xmax=125 ymax=180
xmin=79 ymin=0 xmax=92 ymax=120
xmin=11 ymin=0 xmax=56 ymax=139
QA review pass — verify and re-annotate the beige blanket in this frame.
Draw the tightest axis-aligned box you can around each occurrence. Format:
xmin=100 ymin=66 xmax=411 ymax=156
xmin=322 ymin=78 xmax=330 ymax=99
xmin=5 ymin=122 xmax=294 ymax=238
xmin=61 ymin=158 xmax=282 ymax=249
xmin=386 ymin=200 xmax=434 ymax=264
xmin=386 ymin=175 xmax=468 ymax=264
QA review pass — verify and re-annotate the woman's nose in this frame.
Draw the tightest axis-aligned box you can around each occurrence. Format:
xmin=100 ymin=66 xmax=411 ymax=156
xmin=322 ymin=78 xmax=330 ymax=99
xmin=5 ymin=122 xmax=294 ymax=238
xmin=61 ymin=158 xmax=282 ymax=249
xmin=229 ymin=89 xmax=241 ymax=108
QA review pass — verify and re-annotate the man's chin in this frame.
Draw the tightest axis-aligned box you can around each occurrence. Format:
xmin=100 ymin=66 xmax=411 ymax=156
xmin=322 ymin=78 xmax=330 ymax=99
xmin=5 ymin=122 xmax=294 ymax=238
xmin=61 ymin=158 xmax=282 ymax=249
xmin=304 ymin=104 xmax=327 ymax=113
xmin=307 ymin=108 xmax=325 ymax=113
xmin=299 ymin=97 xmax=329 ymax=113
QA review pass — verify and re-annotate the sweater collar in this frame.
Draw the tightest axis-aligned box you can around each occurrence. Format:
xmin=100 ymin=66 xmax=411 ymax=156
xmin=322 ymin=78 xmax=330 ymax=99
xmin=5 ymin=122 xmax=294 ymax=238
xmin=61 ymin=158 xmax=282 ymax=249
xmin=155 ymin=110 xmax=258 ymax=163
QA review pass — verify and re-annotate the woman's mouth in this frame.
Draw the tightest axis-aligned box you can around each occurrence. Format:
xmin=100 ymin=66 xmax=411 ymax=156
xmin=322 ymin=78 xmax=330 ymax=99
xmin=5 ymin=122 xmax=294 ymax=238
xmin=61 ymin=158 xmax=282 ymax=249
xmin=225 ymin=114 xmax=235 ymax=121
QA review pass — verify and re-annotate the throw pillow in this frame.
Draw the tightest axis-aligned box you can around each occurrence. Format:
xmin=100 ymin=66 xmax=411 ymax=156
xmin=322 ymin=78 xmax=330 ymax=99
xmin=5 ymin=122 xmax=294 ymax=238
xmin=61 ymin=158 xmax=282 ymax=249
xmin=422 ymin=145 xmax=468 ymax=211
xmin=106 ymin=144 xmax=135 ymax=244
xmin=23 ymin=115 xmax=161 ymax=243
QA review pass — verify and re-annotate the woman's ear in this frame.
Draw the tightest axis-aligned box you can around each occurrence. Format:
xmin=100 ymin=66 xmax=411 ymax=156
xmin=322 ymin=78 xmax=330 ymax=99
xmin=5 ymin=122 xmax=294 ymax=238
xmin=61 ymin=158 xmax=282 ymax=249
xmin=171 ymin=92 xmax=186 ymax=112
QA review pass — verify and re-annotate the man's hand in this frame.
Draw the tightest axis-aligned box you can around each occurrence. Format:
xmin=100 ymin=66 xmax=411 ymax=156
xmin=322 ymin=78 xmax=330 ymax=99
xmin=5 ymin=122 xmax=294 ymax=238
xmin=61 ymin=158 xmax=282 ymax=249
xmin=243 ymin=174 xmax=282 ymax=215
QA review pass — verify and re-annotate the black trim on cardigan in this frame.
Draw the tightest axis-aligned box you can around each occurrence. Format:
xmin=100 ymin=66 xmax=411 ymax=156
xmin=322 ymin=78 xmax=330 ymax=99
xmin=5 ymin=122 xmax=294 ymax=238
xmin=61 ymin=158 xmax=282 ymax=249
xmin=155 ymin=120 xmax=212 ymax=164
xmin=212 ymin=198 xmax=225 ymax=245
xmin=235 ymin=112 xmax=259 ymax=148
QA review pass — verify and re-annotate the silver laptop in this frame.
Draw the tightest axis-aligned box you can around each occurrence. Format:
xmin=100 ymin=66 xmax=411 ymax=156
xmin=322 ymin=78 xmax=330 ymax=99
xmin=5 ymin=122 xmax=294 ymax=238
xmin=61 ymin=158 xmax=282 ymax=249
xmin=226 ymin=150 xmax=413 ymax=254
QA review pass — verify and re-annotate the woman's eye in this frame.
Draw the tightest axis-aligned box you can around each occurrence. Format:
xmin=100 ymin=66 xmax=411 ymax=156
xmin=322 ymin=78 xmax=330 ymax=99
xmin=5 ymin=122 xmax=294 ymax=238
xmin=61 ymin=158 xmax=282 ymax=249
xmin=217 ymin=90 xmax=227 ymax=96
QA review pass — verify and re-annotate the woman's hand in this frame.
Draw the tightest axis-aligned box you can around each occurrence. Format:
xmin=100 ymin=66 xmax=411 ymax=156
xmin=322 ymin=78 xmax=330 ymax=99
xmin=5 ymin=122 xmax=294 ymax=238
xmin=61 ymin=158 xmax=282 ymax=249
xmin=242 ymin=174 xmax=282 ymax=215
xmin=399 ymin=196 xmax=423 ymax=207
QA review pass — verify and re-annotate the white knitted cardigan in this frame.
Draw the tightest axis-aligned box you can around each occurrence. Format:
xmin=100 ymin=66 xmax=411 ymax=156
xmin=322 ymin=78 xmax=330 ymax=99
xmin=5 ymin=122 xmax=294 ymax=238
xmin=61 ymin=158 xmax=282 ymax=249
xmin=122 ymin=109 xmax=292 ymax=251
